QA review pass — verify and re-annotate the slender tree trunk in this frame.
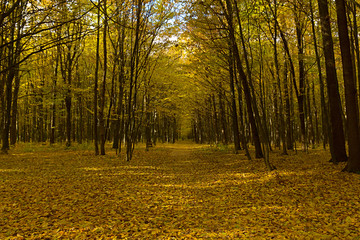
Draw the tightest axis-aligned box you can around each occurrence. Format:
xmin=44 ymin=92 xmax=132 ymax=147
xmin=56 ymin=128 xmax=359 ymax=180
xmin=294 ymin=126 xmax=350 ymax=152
xmin=50 ymin=47 xmax=59 ymax=145
xmin=223 ymin=0 xmax=265 ymax=159
xmin=99 ymin=0 xmax=107 ymax=155
xmin=218 ymin=90 xmax=228 ymax=144
xmin=2 ymin=70 xmax=15 ymax=153
xmin=283 ymin=58 xmax=293 ymax=150
xmin=113 ymin=66 xmax=125 ymax=153
xmin=354 ymin=4 xmax=360 ymax=111
xmin=229 ymin=45 xmax=241 ymax=153
xmin=145 ymin=95 xmax=152 ymax=150
xmin=212 ymin=95 xmax=220 ymax=144
xmin=307 ymin=81 xmax=315 ymax=148
xmin=274 ymin=17 xmax=298 ymax=150
xmin=273 ymin=0 xmax=287 ymax=154
xmin=1 ymin=14 xmax=16 ymax=153
xmin=10 ymin=68 xmax=20 ymax=145
xmin=234 ymin=0 xmax=270 ymax=154
xmin=10 ymin=21 xmax=21 ymax=146
xmin=125 ymin=0 xmax=142 ymax=161
xmin=310 ymin=0 xmax=329 ymax=149
xmin=65 ymin=48 xmax=72 ymax=147
xmin=94 ymin=5 xmax=100 ymax=155
xmin=295 ymin=10 xmax=307 ymax=151
xmin=234 ymin=66 xmax=251 ymax=159
xmin=0 ymin=74 xmax=4 ymax=146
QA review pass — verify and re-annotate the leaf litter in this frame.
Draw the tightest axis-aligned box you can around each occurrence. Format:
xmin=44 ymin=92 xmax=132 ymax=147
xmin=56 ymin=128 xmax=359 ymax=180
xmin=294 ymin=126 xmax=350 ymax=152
xmin=0 ymin=144 xmax=360 ymax=239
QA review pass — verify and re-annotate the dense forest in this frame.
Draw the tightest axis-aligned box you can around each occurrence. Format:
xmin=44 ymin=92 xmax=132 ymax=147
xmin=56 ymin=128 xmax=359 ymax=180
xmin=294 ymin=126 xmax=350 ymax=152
xmin=1 ymin=0 xmax=360 ymax=172
xmin=2 ymin=0 xmax=360 ymax=238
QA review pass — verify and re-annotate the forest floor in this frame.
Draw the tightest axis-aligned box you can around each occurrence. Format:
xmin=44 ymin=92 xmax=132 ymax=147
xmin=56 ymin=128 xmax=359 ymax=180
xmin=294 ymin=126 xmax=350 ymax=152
xmin=1 ymin=142 xmax=360 ymax=239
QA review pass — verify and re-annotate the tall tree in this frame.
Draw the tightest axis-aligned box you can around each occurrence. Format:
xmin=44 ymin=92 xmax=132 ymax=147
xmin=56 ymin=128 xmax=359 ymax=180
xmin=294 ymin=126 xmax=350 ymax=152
xmin=99 ymin=0 xmax=108 ymax=155
xmin=58 ymin=0 xmax=86 ymax=147
xmin=317 ymin=0 xmax=348 ymax=163
xmin=94 ymin=1 xmax=100 ymax=155
xmin=271 ymin=0 xmax=287 ymax=155
xmin=334 ymin=0 xmax=360 ymax=171
xmin=221 ymin=0 xmax=264 ymax=159
xmin=309 ymin=0 xmax=329 ymax=150
xmin=228 ymin=42 xmax=241 ymax=153
xmin=1 ymin=0 xmax=24 ymax=153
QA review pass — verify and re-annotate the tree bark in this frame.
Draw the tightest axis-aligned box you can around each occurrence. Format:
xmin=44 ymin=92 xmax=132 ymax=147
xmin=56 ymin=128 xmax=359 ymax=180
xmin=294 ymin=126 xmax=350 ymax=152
xmin=10 ymin=68 xmax=20 ymax=145
xmin=222 ymin=0 xmax=264 ymax=158
xmin=318 ymin=0 xmax=348 ymax=162
xmin=310 ymin=0 xmax=329 ymax=149
xmin=99 ymin=0 xmax=108 ymax=155
xmin=273 ymin=0 xmax=287 ymax=154
xmin=335 ymin=0 xmax=360 ymax=171
xmin=1 ymin=11 xmax=17 ymax=153
xmin=50 ymin=45 xmax=59 ymax=145
xmin=94 ymin=4 xmax=100 ymax=155
xmin=295 ymin=9 xmax=307 ymax=151
xmin=222 ymin=0 xmax=264 ymax=159
xmin=229 ymin=45 xmax=241 ymax=153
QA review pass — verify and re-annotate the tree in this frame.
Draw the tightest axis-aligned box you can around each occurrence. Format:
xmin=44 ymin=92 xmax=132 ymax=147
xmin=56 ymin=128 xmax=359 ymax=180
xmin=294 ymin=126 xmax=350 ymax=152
xmin=334 ymin=0 xmax=360 ymax=172
xmin=228 ymin=42 xmax=241 ymax=153
xmin=309 ymin=0 xmax=329 ymax=150
xmin=317 ymin=0 xmax=348 ymax=163
xmin=221 ymin=0 xmax=264 ymax=159
xmin=99 ymin=0 xmax=108 ymax=155
xmin=58 ymin=1 xmax=87 ymax=147
xmin=93 ymin=1 xmax=101 ymax=155
xmin=1 ymin=0 xmax=24 ymax=153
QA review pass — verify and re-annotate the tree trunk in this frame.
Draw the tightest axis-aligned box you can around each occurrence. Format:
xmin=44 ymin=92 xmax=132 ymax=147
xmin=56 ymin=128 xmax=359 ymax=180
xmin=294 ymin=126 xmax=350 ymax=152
xmin=145 ymin=95 xmax=153 ymax=150
xmin=94 ymin=4 xmax=100 ymax=155
xmin=317 ymin=0 xmax=348 ymax=163
xmin=283 ymin=58 xmax=293 ymax=150
xmin=229 ymin=45 xmax=241 ymax=153
xmin=10 ymin=21 xmax=22 ymax=146
xmin=310 ymin=0 xmax=329 ymax=149
xmin=295 ymin=11 xmax=307 ymax=151
xmin=212 ymin=95 xmax=220 ymax=144
xmin=234 ymin=65 xmax=251 ymax=159
xmin=218 ymin=90 xmax=228 ymax=145
xmin=99 ymin=0 xmax=108 ymax=155
xmin=1 ymin=70 xmax=15 ymax=153
xmin=65 ymin=49 xmax=72 ymax=147
xmin=273 ymin=0 xmax=287 ymax=154
xmin=50 ymin=46 xmax=59 ymax=145
xmin=125 ymin=0 xmax=142 ymax=161
xmin=354 ymin=4 xmax=360 ymax=112
xmin=335 ymin=0 xmax=360 ymax=172
xmin=1 ymin=15 xmax=16 ymax=153
xmin=10 ymin=68 xmax=20 ymax=145
xmin=223 ymin=0 xmax=264 ymax=159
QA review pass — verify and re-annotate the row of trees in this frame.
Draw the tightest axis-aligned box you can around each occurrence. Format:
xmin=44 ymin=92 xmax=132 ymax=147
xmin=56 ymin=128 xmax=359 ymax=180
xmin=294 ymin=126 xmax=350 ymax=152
xmin=2 ymin=0 xmax=360 ymax=172
xmin=0 ymin=0 xmax=183 ymax=160
xmin=182 ymin=0 xmax=360 ymax=172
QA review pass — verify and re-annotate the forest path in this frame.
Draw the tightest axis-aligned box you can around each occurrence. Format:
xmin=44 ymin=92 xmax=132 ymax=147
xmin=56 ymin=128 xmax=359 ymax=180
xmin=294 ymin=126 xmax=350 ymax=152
xmin=1 ymin=143 xmax=359 ymax=239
